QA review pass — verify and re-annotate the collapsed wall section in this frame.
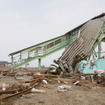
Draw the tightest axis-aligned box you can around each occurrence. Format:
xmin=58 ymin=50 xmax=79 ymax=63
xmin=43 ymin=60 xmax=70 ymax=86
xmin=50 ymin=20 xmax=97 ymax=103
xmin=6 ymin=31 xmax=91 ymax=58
xmin=59 ymin=17 xmax=104 ymax=67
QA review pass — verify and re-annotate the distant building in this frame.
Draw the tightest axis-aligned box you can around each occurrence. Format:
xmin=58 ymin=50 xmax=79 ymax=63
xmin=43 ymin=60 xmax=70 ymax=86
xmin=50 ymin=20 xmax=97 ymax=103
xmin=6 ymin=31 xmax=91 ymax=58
xmin=0 ymin=61 xmax=11 ymax=67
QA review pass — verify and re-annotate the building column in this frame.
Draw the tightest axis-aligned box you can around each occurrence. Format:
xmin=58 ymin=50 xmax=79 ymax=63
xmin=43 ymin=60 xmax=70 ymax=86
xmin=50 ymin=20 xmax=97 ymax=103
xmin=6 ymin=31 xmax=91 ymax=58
xmin=38 ymin=58 xmax=41 ymax=70
xmin=98 ymin=42 xmax=102 ymax=58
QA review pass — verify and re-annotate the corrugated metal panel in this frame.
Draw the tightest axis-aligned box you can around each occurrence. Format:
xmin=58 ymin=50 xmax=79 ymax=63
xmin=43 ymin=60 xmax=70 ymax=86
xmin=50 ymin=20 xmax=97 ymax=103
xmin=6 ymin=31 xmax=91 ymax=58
xmin=59 ymin=17 xmax=104 ymax=67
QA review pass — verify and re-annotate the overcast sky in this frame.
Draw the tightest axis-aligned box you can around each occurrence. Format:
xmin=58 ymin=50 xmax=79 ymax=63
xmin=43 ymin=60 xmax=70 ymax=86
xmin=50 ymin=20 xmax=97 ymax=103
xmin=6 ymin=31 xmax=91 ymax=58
xmin=0 ymin=0 xmax=105 ymax=67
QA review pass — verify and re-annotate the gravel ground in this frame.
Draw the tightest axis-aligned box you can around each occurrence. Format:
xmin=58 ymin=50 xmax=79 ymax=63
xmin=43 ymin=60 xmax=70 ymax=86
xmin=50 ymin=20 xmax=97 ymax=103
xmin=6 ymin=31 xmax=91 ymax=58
xmin=0 ymin=67 xmax=105 ymax=105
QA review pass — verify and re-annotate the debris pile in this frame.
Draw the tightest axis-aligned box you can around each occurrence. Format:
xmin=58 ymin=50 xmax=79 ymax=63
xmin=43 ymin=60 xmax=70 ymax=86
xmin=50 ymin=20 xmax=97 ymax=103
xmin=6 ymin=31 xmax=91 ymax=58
xmin=0 ymin=59 xmax=105 ymax=105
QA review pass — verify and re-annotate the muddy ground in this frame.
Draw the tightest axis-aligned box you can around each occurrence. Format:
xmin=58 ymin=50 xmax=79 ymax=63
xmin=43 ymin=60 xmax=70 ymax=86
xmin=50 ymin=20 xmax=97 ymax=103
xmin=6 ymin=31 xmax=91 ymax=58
xmin=0 ymin=67 xmax=105 ymax=105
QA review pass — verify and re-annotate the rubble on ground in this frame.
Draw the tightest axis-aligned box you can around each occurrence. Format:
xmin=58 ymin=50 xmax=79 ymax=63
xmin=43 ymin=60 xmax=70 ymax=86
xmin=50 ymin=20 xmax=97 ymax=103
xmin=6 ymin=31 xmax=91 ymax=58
xmin=0 ymin=62 xmax=105 ymax=105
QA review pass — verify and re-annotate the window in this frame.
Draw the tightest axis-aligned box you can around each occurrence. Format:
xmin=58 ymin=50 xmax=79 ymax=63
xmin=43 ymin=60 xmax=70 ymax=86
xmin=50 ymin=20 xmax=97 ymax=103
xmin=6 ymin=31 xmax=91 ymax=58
xmin=47 ymin=42 xmax=54 ymax=49
xmin=55 ymin=39 xmax=61 ymax=45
